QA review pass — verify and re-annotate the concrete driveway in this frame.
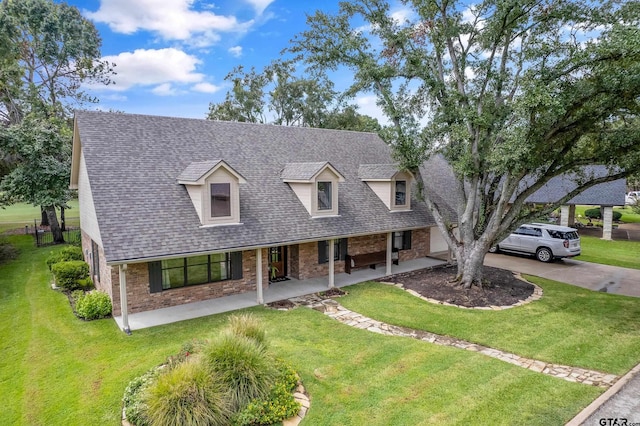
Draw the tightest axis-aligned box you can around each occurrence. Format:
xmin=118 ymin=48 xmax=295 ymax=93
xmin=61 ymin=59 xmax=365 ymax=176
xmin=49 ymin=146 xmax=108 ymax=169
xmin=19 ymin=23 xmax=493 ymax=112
xmin=484 ymin=253 xmax=640 ymax=298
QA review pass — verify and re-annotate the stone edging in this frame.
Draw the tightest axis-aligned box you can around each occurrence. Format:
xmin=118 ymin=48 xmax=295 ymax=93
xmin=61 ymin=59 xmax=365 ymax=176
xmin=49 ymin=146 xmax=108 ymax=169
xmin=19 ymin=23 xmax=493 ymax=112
xmin=283 ymin=383 xmax=311 ymax=426
xmin=290 ymin=294 xmax=619 ymax=388
xmin=381 ymin=272 xmax=543 ymax=310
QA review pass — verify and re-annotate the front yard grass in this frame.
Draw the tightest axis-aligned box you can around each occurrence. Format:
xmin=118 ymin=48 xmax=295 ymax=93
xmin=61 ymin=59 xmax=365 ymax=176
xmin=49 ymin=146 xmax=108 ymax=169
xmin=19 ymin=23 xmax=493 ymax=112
xmin=578 ymin=236 xmax=640 ymax=269
xmin=4 ymin=235 xmax=638 ymax=425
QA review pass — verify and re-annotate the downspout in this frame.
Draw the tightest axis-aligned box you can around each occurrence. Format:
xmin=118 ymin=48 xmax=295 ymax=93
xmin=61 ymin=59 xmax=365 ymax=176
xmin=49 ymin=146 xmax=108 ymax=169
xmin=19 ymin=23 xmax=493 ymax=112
xmin=386 ymin=232 xmax=393 ymax=276
xmin=256 ymin=248 xmax=264 ymax=304
xmin=328 ymin=239 xmax=335 ymax=288
xmin=119 ymin=264 xmax=131 ymax=335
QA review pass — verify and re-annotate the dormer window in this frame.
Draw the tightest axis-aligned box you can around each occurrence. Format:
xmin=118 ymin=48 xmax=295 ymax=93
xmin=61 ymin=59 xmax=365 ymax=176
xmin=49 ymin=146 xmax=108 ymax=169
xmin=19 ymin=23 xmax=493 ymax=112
xmin=394 ymin=180 xmax=407 ymax=206
xmin=317 ymin=181 xmax=332 ymax=210
xmin=211 ymin=183 xmax=231 ymax=217
xmin=177 ymin=160 xmax=246 ymax=226
xmin=281 ymin=162 xmax=345 ymax=217
xmin=359 ymin=164 xmax=413 ymax=211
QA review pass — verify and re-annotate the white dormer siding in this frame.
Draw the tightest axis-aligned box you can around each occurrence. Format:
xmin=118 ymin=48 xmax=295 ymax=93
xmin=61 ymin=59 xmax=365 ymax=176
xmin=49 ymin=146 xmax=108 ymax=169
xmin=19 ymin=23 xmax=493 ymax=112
xmin=282 ymin=162 xmax=345 ymax=217
xmin=359 ymin=165 xmax=412 ymax=211
xmin=178 ymin=160 xmax=246 ymax=226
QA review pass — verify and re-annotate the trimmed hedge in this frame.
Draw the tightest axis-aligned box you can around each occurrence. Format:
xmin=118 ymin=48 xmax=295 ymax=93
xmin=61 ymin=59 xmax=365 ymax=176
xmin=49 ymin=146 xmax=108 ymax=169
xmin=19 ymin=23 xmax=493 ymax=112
xmin=74 ymin=291 xmax=112 ymax=320
xmin=46 ymin=246 xmax=84 ymax=270
xmin=584 ymin=208 xmax=622 ymax=221
xmin=51 ymin=260 xmax=89 ymax=290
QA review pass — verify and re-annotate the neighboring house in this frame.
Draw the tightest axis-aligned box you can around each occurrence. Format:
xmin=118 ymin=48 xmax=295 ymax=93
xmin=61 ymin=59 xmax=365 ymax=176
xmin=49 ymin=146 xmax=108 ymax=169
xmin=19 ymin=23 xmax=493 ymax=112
xmin=70 ymin=111 xmax=452 ymax=331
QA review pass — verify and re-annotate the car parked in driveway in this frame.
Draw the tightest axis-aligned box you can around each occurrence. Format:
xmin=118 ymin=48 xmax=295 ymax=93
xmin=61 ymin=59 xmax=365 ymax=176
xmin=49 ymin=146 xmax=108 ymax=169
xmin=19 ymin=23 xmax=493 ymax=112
xmin=489 ymin=223 xmax=581 ymax=262
xmin=626 ymin=191 xmax=640 ymax=205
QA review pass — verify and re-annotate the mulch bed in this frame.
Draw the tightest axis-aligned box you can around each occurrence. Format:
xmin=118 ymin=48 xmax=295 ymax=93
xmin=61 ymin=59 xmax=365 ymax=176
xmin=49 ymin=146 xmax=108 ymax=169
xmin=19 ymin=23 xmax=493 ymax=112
xmin=379 ymin=265 xmax=534 ymax=308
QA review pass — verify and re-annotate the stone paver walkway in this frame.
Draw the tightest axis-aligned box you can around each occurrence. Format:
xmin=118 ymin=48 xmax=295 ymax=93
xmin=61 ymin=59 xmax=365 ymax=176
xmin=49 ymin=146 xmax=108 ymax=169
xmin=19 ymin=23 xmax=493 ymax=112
xmin=289 ymin=294 xmax=619 ymax=388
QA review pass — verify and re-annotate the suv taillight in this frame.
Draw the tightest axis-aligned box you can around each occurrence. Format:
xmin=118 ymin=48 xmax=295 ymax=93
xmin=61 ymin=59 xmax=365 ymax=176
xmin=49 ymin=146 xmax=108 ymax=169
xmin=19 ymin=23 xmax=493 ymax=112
xmin=563 ymin=240 xmax=569 ymax=248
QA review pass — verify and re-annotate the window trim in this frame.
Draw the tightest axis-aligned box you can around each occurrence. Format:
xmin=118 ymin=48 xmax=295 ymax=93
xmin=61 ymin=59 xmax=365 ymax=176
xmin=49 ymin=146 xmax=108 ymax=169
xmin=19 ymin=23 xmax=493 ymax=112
xmin=318 ymin=238 xmax=348 ymax=264
xmin=210 ymin=182 xmax=232 ymax=218
xmin=316 ymin=181 xmax=333 ymax=211
xmin=394 ymin=180 xmax=407 ymax=207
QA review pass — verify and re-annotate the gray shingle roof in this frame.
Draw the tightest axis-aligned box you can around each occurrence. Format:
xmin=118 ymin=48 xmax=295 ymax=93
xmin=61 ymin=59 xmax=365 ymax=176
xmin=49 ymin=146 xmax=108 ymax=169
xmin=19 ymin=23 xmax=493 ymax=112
xmin=281 ymin=162 xmax=333 ymax=181
xmin=75 ymin=111 xmax=440 ymax=263
xmin=177 ymin=160 xmax=222 ymax=182
xmin=358 ymin=164 xmax=401 ymax=180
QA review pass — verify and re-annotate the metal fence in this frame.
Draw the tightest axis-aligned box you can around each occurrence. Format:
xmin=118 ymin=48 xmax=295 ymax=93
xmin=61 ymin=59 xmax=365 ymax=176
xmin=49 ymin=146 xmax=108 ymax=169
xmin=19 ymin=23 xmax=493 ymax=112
xmin=34 ymin=227 xmax=81 ymax=247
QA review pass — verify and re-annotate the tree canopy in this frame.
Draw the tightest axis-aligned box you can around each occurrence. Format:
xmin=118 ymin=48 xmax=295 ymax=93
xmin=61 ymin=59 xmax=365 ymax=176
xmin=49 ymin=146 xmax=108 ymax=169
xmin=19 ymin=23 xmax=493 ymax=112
xmin=0 ymin=0 xmax=114 ymax=241
xmin=292 ymin=0 xmax=640 ymax=287
xmin=208 ymin=60 xmax=382 ymax=131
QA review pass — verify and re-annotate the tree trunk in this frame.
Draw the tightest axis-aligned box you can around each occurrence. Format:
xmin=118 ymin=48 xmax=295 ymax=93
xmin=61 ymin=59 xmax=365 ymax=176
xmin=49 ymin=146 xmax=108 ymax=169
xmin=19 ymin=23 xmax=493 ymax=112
xmin=44 ymin=205 xmax=64 ymax=243
xmin=454 ymin=243 xmax=487 ymax=289
xmin=60 ymin=207 xmax=65 ymax=231
xmin=40 ymin=207 xmax=49 ymax=227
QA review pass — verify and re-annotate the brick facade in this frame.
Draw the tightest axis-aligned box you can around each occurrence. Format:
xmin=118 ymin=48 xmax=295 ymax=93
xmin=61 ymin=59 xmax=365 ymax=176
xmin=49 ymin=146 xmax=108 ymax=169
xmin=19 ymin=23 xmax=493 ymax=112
xmin=82 ymin=227 xmax=432 ymax=315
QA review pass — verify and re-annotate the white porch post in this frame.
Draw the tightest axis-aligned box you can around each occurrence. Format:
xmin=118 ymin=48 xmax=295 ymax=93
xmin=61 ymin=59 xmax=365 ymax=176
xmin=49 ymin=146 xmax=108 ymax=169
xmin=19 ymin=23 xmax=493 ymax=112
xmin=119 ymin=264 xmax=131 ymax=334
xmin=256 ymin=249 xmax=264 ymax=304
xmin=328 ymin=239 xmax=335 ymax=288
xmin=560 ymin=205 xmax=570 ymax=227
xmin=602 ymin=206 xmax=613 ymax=240
xmin=386 ymin=232 xmax=393 ymax=276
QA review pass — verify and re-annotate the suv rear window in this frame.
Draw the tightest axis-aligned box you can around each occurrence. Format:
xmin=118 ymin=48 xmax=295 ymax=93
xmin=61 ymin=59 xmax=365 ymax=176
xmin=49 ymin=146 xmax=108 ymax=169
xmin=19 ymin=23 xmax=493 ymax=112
xmin=548 ymin=230 xmax=579 ymax=240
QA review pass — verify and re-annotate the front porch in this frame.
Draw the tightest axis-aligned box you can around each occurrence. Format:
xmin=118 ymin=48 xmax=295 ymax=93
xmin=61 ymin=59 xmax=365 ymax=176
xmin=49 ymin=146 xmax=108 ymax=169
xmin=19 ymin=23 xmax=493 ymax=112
xmin=114 ymin=256 xmax=447 ymax=331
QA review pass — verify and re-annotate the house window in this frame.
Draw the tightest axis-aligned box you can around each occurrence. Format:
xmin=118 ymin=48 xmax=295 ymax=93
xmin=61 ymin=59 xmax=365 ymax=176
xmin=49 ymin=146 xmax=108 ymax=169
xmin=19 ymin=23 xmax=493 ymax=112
xmin=395 ymin=180 xmax=407 ymax=206
xmin=317 ymin=181 xmax=332 ymax=210
xmin=149 ymin=252 xmax=243 ymax=293
xmin=318 ymin=238 xmax=348 ymax=264
xmin=393 ymin=231 xmax=412 ymax=251
xmin=211 ymin=183 xmax=231 ymax=217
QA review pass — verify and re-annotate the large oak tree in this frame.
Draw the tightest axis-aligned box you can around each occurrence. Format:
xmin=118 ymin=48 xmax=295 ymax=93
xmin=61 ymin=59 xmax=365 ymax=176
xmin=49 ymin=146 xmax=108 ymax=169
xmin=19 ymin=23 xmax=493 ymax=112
xmin=293 ymin=0 xmax=640 ymax=287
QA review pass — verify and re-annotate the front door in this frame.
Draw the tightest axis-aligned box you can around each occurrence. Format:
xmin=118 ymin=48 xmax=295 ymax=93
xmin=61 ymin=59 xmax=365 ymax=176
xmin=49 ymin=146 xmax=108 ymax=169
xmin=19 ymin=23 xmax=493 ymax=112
xmin=269 ymin=246 xmax=287 ymax=281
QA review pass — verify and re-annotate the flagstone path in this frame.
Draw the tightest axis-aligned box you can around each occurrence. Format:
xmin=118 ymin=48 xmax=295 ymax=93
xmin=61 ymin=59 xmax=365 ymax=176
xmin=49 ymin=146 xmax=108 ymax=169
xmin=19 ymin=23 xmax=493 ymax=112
xmin=288 ymin=293 xmax=619 ymax=388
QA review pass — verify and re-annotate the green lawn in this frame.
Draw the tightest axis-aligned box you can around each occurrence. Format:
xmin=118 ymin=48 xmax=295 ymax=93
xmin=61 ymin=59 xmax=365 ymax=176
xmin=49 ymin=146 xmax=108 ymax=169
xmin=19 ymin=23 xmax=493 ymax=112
xmin=573 ymin=205 xmax=640 ymax=224
xmin=0 ymin=200 xmax=79 ymax=233
xmin=579 ymin=236 xmax=640 ymax=269
xmin=1 ymin=235 xmax=622 ymax=425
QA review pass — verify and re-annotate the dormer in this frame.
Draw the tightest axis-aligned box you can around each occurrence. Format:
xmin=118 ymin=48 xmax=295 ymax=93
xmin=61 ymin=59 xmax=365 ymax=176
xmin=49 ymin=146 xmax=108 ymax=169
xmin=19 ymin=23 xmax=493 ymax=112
xmin=281 ymin=162 xmax=345 ymax=217
xmin=177 ymin=160 xmax=246 ymax=226
xmin=359 ymin=164 xmax=413 ymax=211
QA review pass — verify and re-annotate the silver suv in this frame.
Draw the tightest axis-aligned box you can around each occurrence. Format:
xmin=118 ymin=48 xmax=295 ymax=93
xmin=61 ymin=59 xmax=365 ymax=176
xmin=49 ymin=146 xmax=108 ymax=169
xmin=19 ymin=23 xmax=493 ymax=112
xmin=489 ymin=223 xmax=581 ymax=262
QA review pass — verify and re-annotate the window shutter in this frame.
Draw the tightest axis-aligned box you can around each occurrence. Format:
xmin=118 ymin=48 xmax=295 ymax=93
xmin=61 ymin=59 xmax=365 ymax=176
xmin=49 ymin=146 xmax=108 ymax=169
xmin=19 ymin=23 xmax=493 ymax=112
xmin=404 ymin=231 xmax=412 ymax=250
xmin=230 ymin=251 xmax=243 ymax=280
xmin=148 ymin=261 xmax=163 ymax=293
xmin=340 ymin=238 xmax=348 ymax=260
xmin=318 ymin=241 xmax=328 ymax=264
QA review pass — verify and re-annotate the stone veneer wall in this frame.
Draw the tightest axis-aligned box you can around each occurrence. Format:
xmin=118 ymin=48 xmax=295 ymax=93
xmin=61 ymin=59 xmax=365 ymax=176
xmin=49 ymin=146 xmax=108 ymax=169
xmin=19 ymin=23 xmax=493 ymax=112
xmin=398 ymin=228 xmax=431 ymax=262
xmin=109 ymin=249 xmax=268 ymax=316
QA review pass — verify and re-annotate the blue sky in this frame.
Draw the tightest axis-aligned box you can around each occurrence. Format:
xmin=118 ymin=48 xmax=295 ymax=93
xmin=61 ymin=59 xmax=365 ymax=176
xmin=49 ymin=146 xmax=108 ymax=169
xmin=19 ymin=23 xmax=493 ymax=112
xmin=67 ymin=0 xmax=380 ymax=120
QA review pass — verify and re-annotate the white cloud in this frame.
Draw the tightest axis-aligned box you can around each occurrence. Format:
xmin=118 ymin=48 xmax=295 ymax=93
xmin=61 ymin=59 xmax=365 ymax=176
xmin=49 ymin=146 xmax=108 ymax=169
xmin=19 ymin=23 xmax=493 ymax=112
xmin=356 ymin=95 xmax=389 ymax=126
xmin=192 ymin=82 xmax=222 ymax=94
xmin=151 ymin=83 xmax=178 ymax=96
xmin=244 ymin=0 xmax=275 ymax=15
xmin=99 ymin=48 xmax=204 ymax=91
xmin=85 ymin=0 xmax=253 ymax=45
xmin=228 ymin=46 xmax=243 ymax=57
xmin=390 ymin=7 xmax=414 ymax=25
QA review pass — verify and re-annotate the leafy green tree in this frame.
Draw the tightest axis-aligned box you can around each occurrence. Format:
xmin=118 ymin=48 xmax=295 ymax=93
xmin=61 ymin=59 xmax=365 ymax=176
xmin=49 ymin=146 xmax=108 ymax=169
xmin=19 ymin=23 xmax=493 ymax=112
xmin=0 ymin=0 xmax=114 ymax=241
xmin=293 ymin=0 xmax=640 ymax=287
xmin=208 ymin=60 xmax=382 ymax=131
xmin=0 ymin=114 xmax=71 ymax=241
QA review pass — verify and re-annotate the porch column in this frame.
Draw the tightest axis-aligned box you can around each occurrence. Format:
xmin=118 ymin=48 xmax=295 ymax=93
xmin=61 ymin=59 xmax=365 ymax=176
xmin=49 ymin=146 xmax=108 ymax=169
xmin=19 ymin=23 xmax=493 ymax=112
xmin=256 ymin=249 xmax=264 ymax=304
xmin=328 ymin=239 xmax=335 ymax=288
xmin=602 ymin=206 xmax=613 ymax=240
xmin=560 ymin=205 xmax=570 ymax=227
xmin=386 ymin=232 xmax=393 ymax=275
xmin=119 ymin=264 xmax=131 ymax=335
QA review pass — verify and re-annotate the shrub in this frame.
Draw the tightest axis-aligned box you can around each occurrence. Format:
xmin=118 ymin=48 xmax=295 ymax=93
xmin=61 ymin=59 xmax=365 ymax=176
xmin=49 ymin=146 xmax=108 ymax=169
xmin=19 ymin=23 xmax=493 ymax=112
xmin=584 ymin=208 xmax=622 ymax=222
xmin=203 ymin=333 xmax=277 ymax=411
xmin=77 ymin=277 xmax=94 ymax=290
xmin=75 ymin=291 xmax=112 ymax=320
xmin=123 ymin=367 xmax=160 ymax=426
xmin=142 ymin=359 xmax=231 ymax=426
xmin=233 ymin=359 xmax=301 ymax=426
xmin=227 ymin=313 xmax=267 ymax=346
xmin=51 ymin=260 xmax=89 ymax=290
xmin=0 ymin=239 xmax=18 ymax=264
xmin=46 ymin=246 xmax=84 ymax=270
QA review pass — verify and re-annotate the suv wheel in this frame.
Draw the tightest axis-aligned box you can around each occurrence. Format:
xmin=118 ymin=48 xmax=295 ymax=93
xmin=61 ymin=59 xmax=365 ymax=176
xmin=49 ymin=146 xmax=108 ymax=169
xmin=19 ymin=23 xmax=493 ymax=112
xmin=536 ymin=247 xmax=553 ymax=263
